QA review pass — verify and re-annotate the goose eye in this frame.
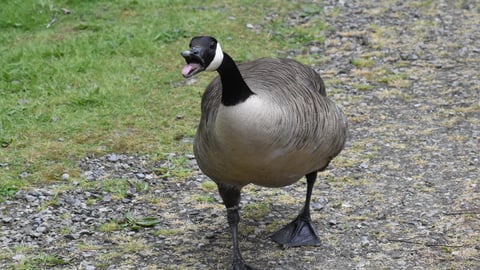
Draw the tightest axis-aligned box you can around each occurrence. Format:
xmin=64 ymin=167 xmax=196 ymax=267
xmin=209 ymin=43 xmax=216 ymax=50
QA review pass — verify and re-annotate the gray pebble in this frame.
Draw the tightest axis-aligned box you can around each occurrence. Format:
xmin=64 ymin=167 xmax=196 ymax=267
xmin=360 ymin=236 xmax=370 ymax=247
xmin=107 ymin=154 xmax=119 ymax=162
xmin=61 ymin=173 xmax=70 ymax=181
xmin=12 ymin=254 xmax=26 ymax=261
xmin=36 ymin=226 xmax=48 ymax=233
xmin=2 ymin=216 xmax=13 ymax=223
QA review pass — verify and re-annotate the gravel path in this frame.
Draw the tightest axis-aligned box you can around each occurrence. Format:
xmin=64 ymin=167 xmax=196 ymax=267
xmin=1 ymin=0 xmax=479 ymax=269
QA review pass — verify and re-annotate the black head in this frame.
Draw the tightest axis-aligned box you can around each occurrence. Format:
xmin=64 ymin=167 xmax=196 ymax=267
xmin=181 ymin=36 xmax=224 ymax=78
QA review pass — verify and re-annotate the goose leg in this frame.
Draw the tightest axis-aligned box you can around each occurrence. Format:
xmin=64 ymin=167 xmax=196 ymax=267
xmin=271 ymin=171 xmax=321 ymax=247
xmin=218 ymin=184 xmax=255 ymax=270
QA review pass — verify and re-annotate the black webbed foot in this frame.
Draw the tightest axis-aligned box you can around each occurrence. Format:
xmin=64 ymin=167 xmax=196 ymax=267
xmin=271 ymin=171 xmax=322 ymax=248
xmin=271 ymin=215 xmax=321 ymax=248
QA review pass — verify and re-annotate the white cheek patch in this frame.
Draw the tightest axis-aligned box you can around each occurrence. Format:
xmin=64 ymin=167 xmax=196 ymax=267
xmin=205 ymin=43 xmax=224 ymax=71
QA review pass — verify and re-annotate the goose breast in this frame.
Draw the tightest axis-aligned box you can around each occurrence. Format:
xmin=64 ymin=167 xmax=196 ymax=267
xmin=194 ymin=59 xmax=347 ymax=188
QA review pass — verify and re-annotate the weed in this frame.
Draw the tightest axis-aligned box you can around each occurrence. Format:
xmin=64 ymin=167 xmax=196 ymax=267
xmin=13 ymin=253 xmax=70 ymax=269
xmin=0 ymin=185 xmax=18 ymax=198
xmin=352 ymin=83 xmax=374 ymax=91
xmin=134 ymin=181 xmax=150 ymax=193
xmin=154 ymin=228 xmax=182 ymax=237
xmin=58 ymin=226 xmax=72 ymax=235
xmin=86 ymin=198 xmax=96 ymax=206
xmin=442 ymin=246 xmax=453 ymax=254
xmin=244 ymin=202 xmax=270 ymax=220
xmin=194 ymin=195 xmax=216 ymax=203
xmin=98 ymin=179 xmax=129 ymax=198
xmin=97 ymin=220 xmax=121 ymax=232
xmin=351 ymin=58 xmax=375 ymax=68
xmin=200 ymin=181 xmax=217 ymax=192
xmin=119 ymin=238 xmax=149 ymax=253
xmin=121 ymin=212 xmax=161 ymax=230
xmin=38 ymin=197 xmax=59 ymax=210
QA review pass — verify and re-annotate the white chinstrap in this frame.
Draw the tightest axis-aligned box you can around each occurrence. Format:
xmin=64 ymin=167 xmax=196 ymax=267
xmin=205 ymin=42 xmax=224 ymax=71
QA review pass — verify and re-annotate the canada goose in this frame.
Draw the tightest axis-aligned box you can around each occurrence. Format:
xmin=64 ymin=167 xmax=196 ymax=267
xmin=181 ymin=36 xmax=347 ymax=270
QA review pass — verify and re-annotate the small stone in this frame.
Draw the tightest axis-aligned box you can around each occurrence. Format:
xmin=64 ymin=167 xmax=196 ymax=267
xmin=309 ymin=46 xmax=322 ymax=54
xmin=18 ymin=99 xmax=29 ymax=106
xmin=102 ymin=195 xmax=112 ymax=203
xmin=83 ymin=171 xmax=94 ymax=181
xmin=311 ymin=202 xmax=324 ymax=211
xmin=80 ymin=261 xmax=96 ymax=270
xmin=30 ymin=190 xmax=42 ymax=197
xmin=107 ymin=154 xmax=119 ymax=162
xmin=360 ymin=236 xmax=370 ymax=247
xmin=64 ymin=195 xmax=81 ymax=206
xmin=61 ymin=173 xmax=70 ymax=181
xmin=61 ymin=8 xmax=71 ymax=14
xmin=98 ymin=207 xmax=110 ymax=212
xmin=185 ymin=78 xmax=198 ymax=86
xmin=24 ymin=195 xmax=36 ymax=202
xmin=12 ymin=254 xmax=26 ymax=261
xmin=29 ymin=230 xmax=42 ymax=238
xmin=188 ymin=210 xmax=200 ymax=216
xmin=79 ymin=230 xmax=92 ymax=236
xmin=356 ymin=259 xmax=367 ymax=268
xmin=2 ymin=217 xmax=13 ymax=223
xmin=72 ymin=215 xmax=83 ymax=222
xmin=64 ymin=234 xmax=78 ymax=240
xmin=205 ymin=232 xmax=216 ymax=239
xmin=433 ymin=61 xmax=443 ymax=68
xmin=36 ymin=226 xmax=48 ymax=233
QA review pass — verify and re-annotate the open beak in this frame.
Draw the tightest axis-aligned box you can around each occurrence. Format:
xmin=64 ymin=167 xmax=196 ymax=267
xmin=181 ymin=49 xmax=205 ymax=78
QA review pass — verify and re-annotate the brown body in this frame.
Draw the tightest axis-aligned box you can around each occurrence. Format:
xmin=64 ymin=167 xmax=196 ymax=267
xmin=194 ymin=58 xmax=347 ymax=188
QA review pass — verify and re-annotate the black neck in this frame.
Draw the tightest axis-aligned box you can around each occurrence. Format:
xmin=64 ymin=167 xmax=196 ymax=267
xmin=217 ymin=53 xmax=255 ymax=106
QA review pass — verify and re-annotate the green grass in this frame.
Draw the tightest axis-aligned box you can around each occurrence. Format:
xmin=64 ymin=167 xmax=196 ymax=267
xmin=97 ymin=220 xmax=122 ymax=232
xmin=351 ymin=57 xmax=374 ymax=68
xmin=0 ymin=0 xmax=327 ymax=199
xmin=194 ymin=194 xmax=216 ymax=203
xmin=244 ymin=202 xmax=270 ymax=220
xmin=200 ymin=180 xmax=217 ymax=192
xmin=10 ymin=253 xmax=70 ymax=269
xmin=352 ymin=83 xmax=374 ymax=91
xmin=154 ymin=228 xmax=183 ymax=237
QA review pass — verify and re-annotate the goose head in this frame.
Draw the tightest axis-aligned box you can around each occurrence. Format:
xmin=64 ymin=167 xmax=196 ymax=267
xmin=181 ymin=36 xmax=224 ymax=78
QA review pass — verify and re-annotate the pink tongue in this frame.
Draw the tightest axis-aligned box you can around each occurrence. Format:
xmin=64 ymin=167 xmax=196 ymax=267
xmin=182 ymin=63 xmax=200 ymax=76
